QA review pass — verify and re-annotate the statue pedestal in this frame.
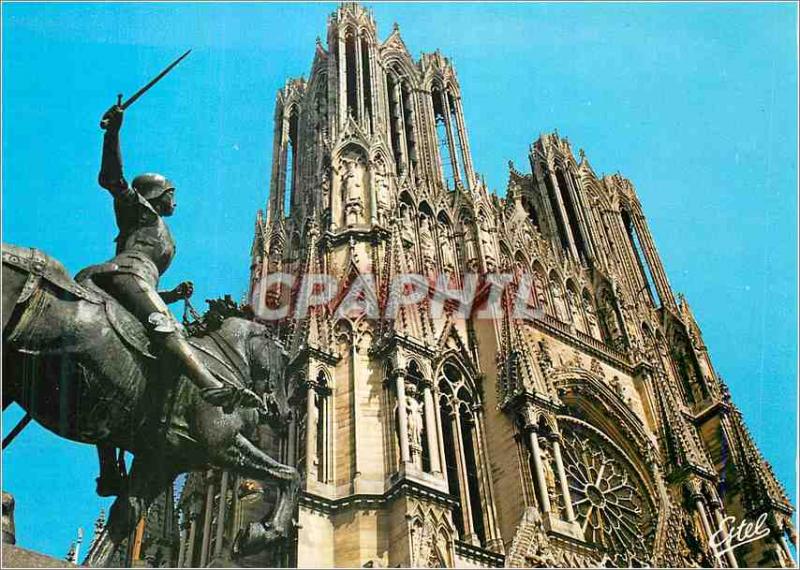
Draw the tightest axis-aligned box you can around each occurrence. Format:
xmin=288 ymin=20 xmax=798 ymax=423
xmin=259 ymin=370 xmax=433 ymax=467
xmin=542 ymin=512 xmax=584 ymax=541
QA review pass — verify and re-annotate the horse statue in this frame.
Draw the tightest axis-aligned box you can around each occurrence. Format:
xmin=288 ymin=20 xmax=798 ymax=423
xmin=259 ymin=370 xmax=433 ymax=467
xmin=2 ymin=243 xmax=298 ymax=566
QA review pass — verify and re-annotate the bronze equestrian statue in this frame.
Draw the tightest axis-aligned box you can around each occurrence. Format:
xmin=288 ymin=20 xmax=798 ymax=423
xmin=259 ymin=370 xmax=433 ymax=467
xmin=2 ymin=102 xmax=298 ymax=565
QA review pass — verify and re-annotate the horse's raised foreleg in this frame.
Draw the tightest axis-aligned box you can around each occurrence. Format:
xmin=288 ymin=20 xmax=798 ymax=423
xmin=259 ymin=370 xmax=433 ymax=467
xmin=216 ymin=433 xmax=300 ymax=556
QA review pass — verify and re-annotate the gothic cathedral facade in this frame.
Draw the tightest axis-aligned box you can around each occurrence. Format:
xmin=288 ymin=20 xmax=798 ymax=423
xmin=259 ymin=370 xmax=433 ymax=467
xmin=175 ymin=4 xmax=795 ymax=568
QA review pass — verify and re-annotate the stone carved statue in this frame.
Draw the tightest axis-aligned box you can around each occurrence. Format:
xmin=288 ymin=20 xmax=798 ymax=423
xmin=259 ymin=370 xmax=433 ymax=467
xmin=567 ymin=287 xmax=584 ymax=331
xmin=549 ymin=276 xmax=569 ymax=322
xmin=533 ymin=269 xmax=548 ymax=312
xmin=478 ymin=214 xmax=496 ymax=271
xmin=341 ymin=157 xmax=364 ymax=227
xmin=583 ymin=292 xmax=601 ymax=339
xmin=538 ymin=441 xmax=558 ymax=509
xmin=439 ymin=221 xmax=456 ymax=272
xmin=418 ymin=215 xmax=436 ymax=272
xmin=462 ymin=223 xmax=480 ymax=272
xmin=373 ymin=165 xmax=391 ymax=226
xmin=405 ymin=385 xmax=425 ymax=465
xmin=400 ymin=205 xmax=415 ymax=244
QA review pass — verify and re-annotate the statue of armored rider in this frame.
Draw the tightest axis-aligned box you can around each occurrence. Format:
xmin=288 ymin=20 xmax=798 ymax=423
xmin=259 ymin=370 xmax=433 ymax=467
xmin=85 ymin=103 xmax=264 ymax=495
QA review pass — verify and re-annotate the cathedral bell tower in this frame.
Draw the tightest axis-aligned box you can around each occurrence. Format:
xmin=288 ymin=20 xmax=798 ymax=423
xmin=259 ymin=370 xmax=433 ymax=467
xmin=236 ymin=3 xmax=796 ymax=569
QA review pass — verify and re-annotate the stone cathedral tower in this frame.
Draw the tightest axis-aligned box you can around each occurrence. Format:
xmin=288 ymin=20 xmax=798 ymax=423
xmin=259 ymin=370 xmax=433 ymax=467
xmin=169 ymin=4 xmax=796 ymax=568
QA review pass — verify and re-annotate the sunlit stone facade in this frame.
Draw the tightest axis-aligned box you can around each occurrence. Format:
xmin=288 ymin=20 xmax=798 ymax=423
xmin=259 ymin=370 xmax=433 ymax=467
xmin=170 ymin=4 xmax=795 ymax=568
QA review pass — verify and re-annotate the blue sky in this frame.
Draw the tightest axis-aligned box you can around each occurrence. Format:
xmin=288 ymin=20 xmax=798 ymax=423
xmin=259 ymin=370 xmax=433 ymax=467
xmin=2 ymin=2 xmax=797 ymax=558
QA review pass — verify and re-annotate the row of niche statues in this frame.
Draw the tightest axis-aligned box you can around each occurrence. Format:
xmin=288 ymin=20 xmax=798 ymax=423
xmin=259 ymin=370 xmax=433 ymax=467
xmin=330 ymin=153 xmax=393 ymax=228
xmin=398 ymin=205 xmax=499 ymax=276
xmin=530 ymin=270 xmax=624 ymax=347
xmin=324 ymin=152 xmax=626 ymax=349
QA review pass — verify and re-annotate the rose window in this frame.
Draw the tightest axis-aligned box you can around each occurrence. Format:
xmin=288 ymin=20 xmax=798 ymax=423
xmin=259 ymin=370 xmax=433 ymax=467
xmin=560 ymin=420 xmax=655 ymax=563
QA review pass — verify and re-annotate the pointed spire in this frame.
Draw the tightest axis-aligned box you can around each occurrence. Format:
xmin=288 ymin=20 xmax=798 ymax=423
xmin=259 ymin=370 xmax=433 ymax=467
xmin=497 ymin=285 xmax=546 ymax=408
xmin=726 ymin=398 xmax=793 ymax=515
xmin=65 ymin=527 xmax=83 ymax=564
xmin=651 ymin=369 xmax=715 ymax=479
xmin=375 ymin=218 xmax=431 ymax=344
xmin=289 ymin=219 xmax=333 ymax=358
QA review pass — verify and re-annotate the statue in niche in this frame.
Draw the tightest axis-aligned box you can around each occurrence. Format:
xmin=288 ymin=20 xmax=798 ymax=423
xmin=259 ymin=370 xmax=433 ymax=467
xmin=478 ymin=214 xmax=496 ymax=271
xmin=599 ymin=293 xmax=623 ymax=347
xmin=567 ymin=287 xmax=584 ymax=331
xmin=533 ymin=269 xmax=548 ymax=312
xmin=439 ymin=222 xmax=456 ymax=273
xmin=340 ymin=157 xmax=364 ymax=227
xmin=373 ymin=164 xmax=391 ymax=226
xmin=418 ymin=215 xmax=436 ymax=272
xmin=402 ymin=383 xmax=425 ymax=466
xmin=538 ymin=440 xmax=559 ymax=513
xmin=549 ymin=277 xmax=569 ymax=322
xmin=462 ymin=222 xmax=480 ymax=273
xmin=583 ymin=293 xmax=601 ymax=339
xmin=400 ymin=205 xmax=415 ymax=244
xmin=320 ymin=170 xmax=330 ymax=204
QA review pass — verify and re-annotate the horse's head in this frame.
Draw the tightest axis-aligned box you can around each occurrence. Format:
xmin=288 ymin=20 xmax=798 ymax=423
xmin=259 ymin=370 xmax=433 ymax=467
xmin=211 ymin=317 xmax=288 ymax=412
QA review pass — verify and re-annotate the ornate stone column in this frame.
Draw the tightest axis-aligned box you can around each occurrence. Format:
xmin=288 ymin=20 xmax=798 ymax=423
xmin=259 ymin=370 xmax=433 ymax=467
xmin=452 ymin=407 xmax=477 ymax=544
xmin=551 ymin=435 xmax=576 ymax=522
xmin=199 ymin=470 xmax=215 ymax=567
xmin=473 ymin=405 xmax=503 ymax=551
xmin=708 ymin=497 xmax=738 ymax=568
xmin=689 ymin=487 xmax=719 ymax=565
xmin=421 ymin=379 xmax=441 ymax=474
xmin=213 ymin=470 xmax=229 ymax=560
xmin=176 ymin=526 xmax=187 ymax=568
xmin=546 ymin=168 xmax=580 ymax=260
xmin=395 ymin=368 xmax=411 ymax=465
xmin=305 ymin=379 xmax=318 ymax=481
xmin=184 ymin=506 xmax=199 ymax=568
xmin=441 ymin=91 xmax=462 ymax=188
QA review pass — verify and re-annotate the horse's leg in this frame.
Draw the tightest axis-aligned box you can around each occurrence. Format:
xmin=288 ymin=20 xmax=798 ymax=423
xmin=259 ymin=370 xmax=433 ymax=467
xmin=103 ymin=454 xmax=171 ymax=565
xmin=214 ymin=433 xmax=300 ymax=554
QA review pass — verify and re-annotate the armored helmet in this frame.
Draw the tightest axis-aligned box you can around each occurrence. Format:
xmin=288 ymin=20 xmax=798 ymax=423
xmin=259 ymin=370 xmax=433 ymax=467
xmin=131 ymin=173 xmax=175 ymax=201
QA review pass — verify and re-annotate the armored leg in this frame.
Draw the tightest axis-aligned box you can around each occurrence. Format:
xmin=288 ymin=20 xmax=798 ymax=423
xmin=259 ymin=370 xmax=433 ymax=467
xmin=94 ymin=273 xmax=262 ymax=411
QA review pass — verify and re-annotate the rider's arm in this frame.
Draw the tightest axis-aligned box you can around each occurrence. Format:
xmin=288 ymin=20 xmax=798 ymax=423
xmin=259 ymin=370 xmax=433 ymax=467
xmin=98 ymin=105 xmax=132 ymax=198
xmin=159 ymin=282 xmax=194 ymax=305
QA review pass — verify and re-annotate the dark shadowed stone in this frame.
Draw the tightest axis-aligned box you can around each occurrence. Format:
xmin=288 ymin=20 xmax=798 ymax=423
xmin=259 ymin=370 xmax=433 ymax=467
xmin=2 ymin=544 xmax=79 ymax=568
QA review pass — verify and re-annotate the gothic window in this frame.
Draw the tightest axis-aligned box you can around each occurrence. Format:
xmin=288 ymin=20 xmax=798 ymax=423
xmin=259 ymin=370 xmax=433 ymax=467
xmin=401 ymin=82 xmax=419 ymax=180
xmin=314 ymin=80 xmax=328 ymax=133
xmin=386 ymin=69 xmax=418 ymax=179
xmin=621 ymin=209 xmax=658 ymax=306
xmin=360 ymin=36 xmax=372 ymax=131
xmin=521 ymin=195 xmax=540 ymax=228
xmin=436 ymin=362 xmax=489 ymax=546
xmin=555 ymin=168 xmax=588 ymax=261
xmin=433 ymin=88 xmax=457 ymax=190
xmin=314 ymin=371 xmax=333 ymax=484
xmin=386 ymin=72 xmax=405 ymax=173
xmin=344 ymin=29 xmax=358 ymax=120
xmin=560 ymin=419 xmax=656 ymax=565
xmin=449 ymin=91 xmax=469 ymax=190
xmin=284 ymin=107 xmax=299 ymax=216
xmin=543 ymin=168 xmax=571 ymax=252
